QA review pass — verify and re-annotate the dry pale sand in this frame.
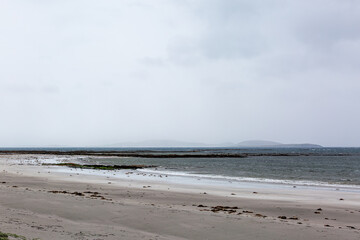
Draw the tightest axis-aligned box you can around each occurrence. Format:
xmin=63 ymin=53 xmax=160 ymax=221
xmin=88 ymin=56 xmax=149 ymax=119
xmin=1 ymin=154 xmax=360 ymax=240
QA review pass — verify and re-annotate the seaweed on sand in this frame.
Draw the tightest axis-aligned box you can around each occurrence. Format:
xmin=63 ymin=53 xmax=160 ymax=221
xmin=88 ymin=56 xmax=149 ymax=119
xmin=0 ymin=231 xmax=39 ymax=240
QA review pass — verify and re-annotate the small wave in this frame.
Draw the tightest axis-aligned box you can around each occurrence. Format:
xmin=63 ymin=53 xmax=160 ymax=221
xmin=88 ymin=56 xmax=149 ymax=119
xmin=138 ymin=168 xmax=360 ymax=189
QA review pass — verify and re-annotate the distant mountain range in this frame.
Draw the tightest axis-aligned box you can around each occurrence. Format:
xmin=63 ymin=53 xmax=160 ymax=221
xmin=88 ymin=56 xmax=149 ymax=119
xmin=106 ymin=140 xmax=323 ymax=148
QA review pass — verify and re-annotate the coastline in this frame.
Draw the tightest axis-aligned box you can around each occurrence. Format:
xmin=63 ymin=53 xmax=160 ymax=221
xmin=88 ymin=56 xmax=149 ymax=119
xmin=1 ymin=154 xmax=360 ymax=239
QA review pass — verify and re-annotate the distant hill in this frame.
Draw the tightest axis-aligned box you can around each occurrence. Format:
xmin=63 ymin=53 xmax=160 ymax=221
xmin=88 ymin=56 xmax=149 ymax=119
xmin=106 ymin=140 xmax=214 ymax=148
xmin=237 ymin=140 xmax=282 ymax=147
xmin=236 ymin=140 xmax=323 ymax=148
xmin=105 ymin=139 xmax=322 ymax=148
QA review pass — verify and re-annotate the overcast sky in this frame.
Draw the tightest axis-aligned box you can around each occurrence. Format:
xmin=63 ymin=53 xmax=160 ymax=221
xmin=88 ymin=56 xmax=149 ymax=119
xmin=0 ymin=0 xmax=359 ymax=147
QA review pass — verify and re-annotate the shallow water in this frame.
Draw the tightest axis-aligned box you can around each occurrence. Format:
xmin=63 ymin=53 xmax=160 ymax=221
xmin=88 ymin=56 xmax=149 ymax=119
xmin=64 ymin=147 xmax=360 ymax=187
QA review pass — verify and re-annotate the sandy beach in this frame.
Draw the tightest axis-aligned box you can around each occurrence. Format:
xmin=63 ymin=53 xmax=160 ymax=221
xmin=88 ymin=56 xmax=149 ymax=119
xmin=1 ymin=154 xmax=360 ymax=240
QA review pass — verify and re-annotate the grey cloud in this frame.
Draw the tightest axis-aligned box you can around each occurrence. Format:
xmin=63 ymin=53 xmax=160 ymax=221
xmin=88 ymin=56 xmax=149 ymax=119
xmin=0 ymin=0 xmax=359 ymax=147
xmin=291 ymin=2 xmax=360 ymax=49
xmin=201 ymin=31 xmax=267 ymax=59
xmin=139 ymin=57 xmax=165 ymax=66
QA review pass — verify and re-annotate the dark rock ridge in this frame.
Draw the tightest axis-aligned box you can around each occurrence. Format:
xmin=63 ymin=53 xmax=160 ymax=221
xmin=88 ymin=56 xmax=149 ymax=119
xmin=43 ymin=163 xmax=155 ymax=170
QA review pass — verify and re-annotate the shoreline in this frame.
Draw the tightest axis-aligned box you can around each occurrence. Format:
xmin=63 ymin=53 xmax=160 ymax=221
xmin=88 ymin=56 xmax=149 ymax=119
xmin=4 ymin=152 xmax=360 ymax=192
xmin=136 ymin=168 xmax=360 ymax=192
xmin=1 ymin=154 xmax=360 ymax=239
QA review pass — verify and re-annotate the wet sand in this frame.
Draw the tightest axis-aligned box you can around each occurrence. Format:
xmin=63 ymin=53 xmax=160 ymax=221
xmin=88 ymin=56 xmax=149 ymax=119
xmin=1 ymin=154 xmax=360 ymax=240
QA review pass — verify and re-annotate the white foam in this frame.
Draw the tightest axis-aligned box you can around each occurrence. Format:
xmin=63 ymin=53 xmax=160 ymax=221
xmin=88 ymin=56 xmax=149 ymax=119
xmin=138 ymin=168 xmax=360 ymax=190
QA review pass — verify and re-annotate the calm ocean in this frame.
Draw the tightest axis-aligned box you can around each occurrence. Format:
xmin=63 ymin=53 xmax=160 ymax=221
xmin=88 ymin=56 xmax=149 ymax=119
xmin=64 ymin=147 xmax=360 ymax=187
xmin=3 ymin=147 xmax=360 ymax=187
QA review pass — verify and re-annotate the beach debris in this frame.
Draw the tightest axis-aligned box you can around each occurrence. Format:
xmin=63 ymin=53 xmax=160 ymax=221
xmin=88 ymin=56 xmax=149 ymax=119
xmin=84 ymin=191 xmax=99 ymax=194
xmin=243 ymin=210 xmax=253 ymax=213
xmin=314 ymin=211 xmax=321 ymax=214
xmin=255 ymin=213 xmax=267 ymax=218
xmin=72 ymin=191 xmax=85 ymax=196
xmin=199 ymin=206 xmax=240 ymax=214
xmin=324 ymin=224 xmax=333 ymax=227
xmin=231 ymin=193 xmax=236 ymax=195
xmin=253 ymin=192 xmax=258 ymax=194
xmin=1 ymin=182 xmax=6 ymax=184
xmin=199 ymin=209 xmax=210 ymax=212
xmin=339 ymin=198 xmax=344 ymax=201
xmin=317 ymin=208 xmax=322 ymax=211
xmin=289 ymin=216 xmax=299 ymax=220
xmin=278 ymin=216 xmax=287 ymax=219
xmin=47 ymin=190 xmax=112 ymax=201
xmin=211 ymin=206 xmax=239 ymax=213
xmin=227 ymin=210 xmax=237 ymax=214
xmin=346 ymin=226 xmax=356 ymax=229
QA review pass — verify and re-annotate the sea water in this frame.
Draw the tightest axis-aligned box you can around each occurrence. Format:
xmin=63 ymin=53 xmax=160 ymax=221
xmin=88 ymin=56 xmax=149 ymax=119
xmin=62 ymin=147 xmax=360 ymax=188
